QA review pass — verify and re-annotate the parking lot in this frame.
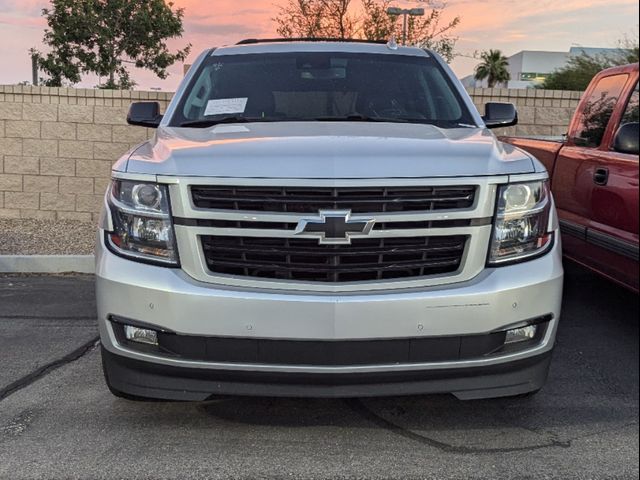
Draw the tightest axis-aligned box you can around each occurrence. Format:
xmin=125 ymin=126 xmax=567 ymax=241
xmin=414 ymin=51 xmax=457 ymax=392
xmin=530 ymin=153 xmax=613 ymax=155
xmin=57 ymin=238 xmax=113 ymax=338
xmin=0 ymin=261 xmax=637 ymax=480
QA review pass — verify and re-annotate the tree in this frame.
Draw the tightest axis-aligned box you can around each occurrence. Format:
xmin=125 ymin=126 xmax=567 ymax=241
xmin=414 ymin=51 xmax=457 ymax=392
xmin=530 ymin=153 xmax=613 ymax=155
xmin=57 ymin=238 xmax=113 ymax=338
xmin=360 ymin=0 xmax=395 ymax=43
xmin=540 ymin=54 xmax=610 ymax=91
xmin=360 ymin=0 xmax=459 ymax=61
xmin=274 ymin=0 xmax=327 ymax=38
xmin=274 ymin=0 xmax=461 ymax=62
xmin=473 ymin=49 xmax=511 ymax=88
xmin=274 ymin=0 xmax=357 ymax=39
xmin=322 ymin=0 xmax=357 ymax=39
xmin=35 ymin=0 xmax=191 ymax=89
xmin=541 ymin=39 xmax=639 ymax=91
xmin=616 ymin=32 xmax=640 ymax=64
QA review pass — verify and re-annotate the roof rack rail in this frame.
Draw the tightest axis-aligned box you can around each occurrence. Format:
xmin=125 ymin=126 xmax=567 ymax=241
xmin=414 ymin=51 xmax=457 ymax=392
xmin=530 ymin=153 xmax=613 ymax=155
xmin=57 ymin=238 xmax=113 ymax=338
xmin=236 ymin=38 xmax=388 ymax=46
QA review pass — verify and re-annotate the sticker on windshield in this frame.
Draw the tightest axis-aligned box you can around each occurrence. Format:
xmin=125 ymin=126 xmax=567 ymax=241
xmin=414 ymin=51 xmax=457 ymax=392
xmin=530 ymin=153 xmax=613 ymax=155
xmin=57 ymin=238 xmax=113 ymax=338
xmin=205 ymin=98 xmax=248 ymax=116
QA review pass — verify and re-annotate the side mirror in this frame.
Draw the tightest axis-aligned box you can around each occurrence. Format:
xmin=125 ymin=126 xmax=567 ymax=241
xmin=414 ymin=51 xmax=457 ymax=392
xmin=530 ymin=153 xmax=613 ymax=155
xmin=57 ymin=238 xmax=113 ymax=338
xmin=613 ymin=122 xmax=639 ymax=155
xmin=483 ymin=102 xmax=518 ymax=129
xmin=127 ymin=102 xmax=162 ymax=128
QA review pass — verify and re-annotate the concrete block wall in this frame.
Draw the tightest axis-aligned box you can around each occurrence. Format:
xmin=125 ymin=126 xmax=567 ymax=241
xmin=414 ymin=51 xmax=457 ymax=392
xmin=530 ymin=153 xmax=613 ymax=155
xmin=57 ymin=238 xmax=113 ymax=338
xmin=468 ymin=87 xmax=583 ymax=137
xmin=0 ymin=85 xmax=172 ymax=221
xmin=0 ymin=85 xmax=582 ymax=221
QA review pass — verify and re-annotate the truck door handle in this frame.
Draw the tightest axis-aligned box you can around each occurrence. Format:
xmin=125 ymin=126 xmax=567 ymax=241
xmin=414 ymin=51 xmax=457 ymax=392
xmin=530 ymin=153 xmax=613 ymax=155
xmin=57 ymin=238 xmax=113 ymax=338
xmin=593 ymin=167 xmax=609 ymax=186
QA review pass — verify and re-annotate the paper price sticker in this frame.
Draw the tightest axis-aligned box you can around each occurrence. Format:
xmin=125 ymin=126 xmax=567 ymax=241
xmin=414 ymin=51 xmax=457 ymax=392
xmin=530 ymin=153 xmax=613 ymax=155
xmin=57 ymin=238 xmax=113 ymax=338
xmin=204 ymin=98 xmax=249 ymax=116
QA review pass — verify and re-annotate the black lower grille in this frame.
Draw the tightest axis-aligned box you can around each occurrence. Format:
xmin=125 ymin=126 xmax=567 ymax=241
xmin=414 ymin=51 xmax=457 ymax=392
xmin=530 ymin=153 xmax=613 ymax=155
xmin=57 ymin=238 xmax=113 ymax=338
xmin=191 ymin=185 xmax=476 ymax=213
xmin=201 ymin=235 xmax=467 ymax=282
xmin=111 ymin=315 xmax=552 ymax=367
xmin=159 ymin=333 xmax=508 ymax=365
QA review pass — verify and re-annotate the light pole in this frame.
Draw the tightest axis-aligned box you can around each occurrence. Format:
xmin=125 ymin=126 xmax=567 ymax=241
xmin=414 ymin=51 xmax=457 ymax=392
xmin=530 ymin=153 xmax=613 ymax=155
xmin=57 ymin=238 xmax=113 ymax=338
xmin=386 ymin=7 xmax=425 ymax=46
xmin=29 ymin=48 xmax=39 ymax=86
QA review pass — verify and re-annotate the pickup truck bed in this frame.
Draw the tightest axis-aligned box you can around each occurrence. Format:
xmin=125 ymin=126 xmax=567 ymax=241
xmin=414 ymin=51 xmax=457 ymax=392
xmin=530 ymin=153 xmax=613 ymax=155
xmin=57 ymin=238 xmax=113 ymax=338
xmin=504 ymin=138 xmax=563 ymax=174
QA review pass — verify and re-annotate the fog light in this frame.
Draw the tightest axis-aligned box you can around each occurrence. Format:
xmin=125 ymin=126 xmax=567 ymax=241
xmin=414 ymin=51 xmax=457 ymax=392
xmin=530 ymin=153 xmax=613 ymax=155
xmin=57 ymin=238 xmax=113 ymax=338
xmin=124 ymin=325 xmax=158 ymax=346
xmin=505 ymin=325 xmax=537 ymax=344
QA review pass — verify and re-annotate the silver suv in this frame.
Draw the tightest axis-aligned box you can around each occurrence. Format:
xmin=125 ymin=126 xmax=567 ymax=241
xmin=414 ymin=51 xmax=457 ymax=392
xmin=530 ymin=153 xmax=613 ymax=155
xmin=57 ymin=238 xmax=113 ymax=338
xmin=96 ymin=39 xmax=563 ymax=401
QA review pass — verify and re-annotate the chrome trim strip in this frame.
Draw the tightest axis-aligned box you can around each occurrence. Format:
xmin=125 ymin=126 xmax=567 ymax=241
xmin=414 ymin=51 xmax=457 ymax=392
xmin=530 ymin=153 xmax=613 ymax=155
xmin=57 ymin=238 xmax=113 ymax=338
xmin=184 ymin=225 xmax=475 ymax=238
xmin=176 ymin=207 xmax=485 ymax=223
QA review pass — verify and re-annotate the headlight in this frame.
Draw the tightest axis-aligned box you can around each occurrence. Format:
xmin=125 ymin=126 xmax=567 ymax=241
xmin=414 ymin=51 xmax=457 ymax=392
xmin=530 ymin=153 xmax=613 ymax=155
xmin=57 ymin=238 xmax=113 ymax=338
xmin=488 ymin=180 xmax=553 ymax=265
xmin=105 ymin=179 xmax=179 ymax=266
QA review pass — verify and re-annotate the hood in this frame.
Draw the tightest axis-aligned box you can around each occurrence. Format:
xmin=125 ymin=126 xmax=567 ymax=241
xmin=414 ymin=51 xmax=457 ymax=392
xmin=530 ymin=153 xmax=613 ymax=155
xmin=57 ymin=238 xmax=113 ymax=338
xmin=122 ymin=122 xmax=535 ymax=178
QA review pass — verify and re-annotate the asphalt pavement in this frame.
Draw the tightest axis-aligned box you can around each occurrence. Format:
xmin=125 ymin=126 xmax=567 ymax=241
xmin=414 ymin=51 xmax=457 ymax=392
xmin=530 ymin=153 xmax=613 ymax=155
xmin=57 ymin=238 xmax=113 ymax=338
xmin=0 ymin=262 xmax=638 ymax=480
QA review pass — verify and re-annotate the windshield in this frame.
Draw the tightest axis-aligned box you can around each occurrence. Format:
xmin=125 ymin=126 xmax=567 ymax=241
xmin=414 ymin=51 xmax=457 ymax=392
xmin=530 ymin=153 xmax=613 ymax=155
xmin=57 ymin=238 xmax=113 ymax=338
xmin=170 ymin=52 xmax=476 ymax=128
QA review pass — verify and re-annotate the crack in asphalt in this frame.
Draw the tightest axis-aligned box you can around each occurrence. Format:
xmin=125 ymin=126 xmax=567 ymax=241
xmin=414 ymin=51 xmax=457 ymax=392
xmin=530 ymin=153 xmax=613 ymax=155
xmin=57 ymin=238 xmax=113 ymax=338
xmin=344 ymin=398 xmax=571 ymax=454
xmin=0 ymin=337 xmax=100 ymax=402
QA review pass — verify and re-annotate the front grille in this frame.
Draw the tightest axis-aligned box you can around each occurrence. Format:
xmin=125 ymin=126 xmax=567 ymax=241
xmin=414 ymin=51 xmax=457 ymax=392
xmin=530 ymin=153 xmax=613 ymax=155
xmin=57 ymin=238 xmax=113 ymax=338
xmin=192 ymin=186 xmax=476 ymax=213
xmin=201 ymin=235 xmax=467 ymax=283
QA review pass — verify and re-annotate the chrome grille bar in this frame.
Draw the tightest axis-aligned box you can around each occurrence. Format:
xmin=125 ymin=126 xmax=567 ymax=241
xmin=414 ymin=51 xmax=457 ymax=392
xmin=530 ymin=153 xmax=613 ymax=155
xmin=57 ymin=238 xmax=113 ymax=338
xmin=191 ymin=185 xmax=477 ymax=213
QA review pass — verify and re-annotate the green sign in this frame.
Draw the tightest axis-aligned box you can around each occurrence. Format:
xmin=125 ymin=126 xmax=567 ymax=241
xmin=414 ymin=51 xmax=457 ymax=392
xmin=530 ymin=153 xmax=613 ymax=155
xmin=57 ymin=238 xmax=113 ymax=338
xmin=520 ymin=72 xmax=550 ymax=81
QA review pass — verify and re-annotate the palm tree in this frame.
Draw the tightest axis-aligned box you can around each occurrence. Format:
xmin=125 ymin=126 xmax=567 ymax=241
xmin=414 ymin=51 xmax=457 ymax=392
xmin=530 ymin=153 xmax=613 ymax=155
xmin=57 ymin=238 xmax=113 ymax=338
xmin=474 ymin=50 xmax=511 ymax=88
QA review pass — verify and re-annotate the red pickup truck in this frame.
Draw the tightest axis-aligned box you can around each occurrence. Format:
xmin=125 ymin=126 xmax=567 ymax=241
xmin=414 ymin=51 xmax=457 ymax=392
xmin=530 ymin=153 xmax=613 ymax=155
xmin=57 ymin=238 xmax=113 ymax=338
xmin=502 ymin=63 xmax=639 ymax=292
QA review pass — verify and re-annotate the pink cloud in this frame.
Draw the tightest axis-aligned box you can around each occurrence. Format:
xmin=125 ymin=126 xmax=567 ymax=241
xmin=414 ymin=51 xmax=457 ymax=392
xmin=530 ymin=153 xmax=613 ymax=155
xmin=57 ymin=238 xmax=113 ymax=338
xmin=0 ymin=13 xmax=45 ymax=28
xmin=0 ymin=0 xmax=637 ymax=88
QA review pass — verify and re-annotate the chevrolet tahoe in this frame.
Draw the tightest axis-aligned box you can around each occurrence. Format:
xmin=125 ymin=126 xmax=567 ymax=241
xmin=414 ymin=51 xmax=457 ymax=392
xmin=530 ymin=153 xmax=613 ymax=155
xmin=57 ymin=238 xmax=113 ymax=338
xmin=96 ymin=39 xmax=564 ymax=401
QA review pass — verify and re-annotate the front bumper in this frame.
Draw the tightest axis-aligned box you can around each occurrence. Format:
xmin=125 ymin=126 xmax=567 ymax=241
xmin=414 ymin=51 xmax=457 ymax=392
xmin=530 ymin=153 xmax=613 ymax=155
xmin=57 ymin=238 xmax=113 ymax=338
xmin=96 ymin=232 xmax=563 ymax=399
xmin=102 ymin=345 xmax=553 ymax=400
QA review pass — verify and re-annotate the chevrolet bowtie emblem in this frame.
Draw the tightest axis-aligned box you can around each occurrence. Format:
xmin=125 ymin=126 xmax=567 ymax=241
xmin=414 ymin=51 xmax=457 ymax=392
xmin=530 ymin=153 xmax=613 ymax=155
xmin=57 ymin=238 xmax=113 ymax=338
xmin=294 ymin=210 xmax=376 ymax=245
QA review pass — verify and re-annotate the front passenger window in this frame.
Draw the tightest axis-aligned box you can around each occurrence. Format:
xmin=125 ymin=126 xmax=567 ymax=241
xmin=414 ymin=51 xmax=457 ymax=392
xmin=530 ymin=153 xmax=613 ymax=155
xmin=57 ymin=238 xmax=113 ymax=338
xmin=572 ymin=74 xmax=628 ymax=148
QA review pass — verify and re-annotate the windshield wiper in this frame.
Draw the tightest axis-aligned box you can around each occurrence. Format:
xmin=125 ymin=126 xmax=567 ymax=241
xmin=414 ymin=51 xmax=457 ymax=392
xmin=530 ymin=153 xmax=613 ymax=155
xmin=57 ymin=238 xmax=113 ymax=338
xmin=179 ymin=114 xmax=479 ymax=128
xmin=178 ymin=116 xmax=267 ymax=128
xmin=179 ymin=114 xmax=411 ymax=127
xmin=313 ymin=115 xmax=482 ymax=128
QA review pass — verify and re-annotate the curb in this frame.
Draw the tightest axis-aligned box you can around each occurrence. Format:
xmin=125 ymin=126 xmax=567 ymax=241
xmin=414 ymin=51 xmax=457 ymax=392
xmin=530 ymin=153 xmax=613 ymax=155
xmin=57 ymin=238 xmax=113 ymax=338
xmin=0 ymin=255 xmax=95 ymax=274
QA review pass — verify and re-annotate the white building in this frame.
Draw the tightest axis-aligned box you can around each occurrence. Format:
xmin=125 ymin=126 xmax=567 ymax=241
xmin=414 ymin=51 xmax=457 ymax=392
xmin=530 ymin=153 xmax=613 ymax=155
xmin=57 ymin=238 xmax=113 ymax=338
xmin=461 ymin=47 xmax=624 ymax=89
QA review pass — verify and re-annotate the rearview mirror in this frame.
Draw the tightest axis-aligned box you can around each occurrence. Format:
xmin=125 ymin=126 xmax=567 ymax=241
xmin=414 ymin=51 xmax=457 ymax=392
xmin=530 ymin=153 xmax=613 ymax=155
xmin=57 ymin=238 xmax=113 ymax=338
xmin=483 ymin=102 xmax=518 ymax=129
xmin=127 ymin=102 xmax=162 ymax=128
xmin=613 ymin=122 xmax=639 ymax=155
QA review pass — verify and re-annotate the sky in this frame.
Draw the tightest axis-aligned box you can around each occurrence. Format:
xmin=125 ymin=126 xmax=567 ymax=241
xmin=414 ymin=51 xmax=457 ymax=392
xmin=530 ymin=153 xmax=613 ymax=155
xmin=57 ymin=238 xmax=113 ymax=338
xmin=0 ymin=0 xmax=638 ymax=90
